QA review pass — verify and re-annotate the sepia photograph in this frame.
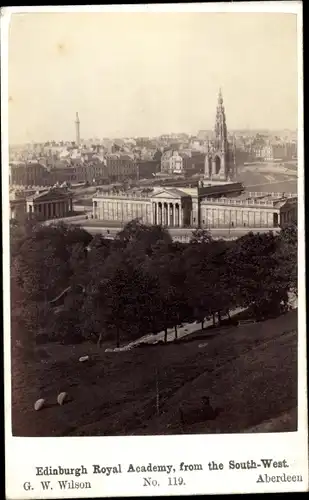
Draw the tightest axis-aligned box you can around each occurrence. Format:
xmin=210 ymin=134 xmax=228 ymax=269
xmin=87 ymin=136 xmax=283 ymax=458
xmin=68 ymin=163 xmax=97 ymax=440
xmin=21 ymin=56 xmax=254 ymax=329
xmin=7 ymin=7 xmax=300 ymax=444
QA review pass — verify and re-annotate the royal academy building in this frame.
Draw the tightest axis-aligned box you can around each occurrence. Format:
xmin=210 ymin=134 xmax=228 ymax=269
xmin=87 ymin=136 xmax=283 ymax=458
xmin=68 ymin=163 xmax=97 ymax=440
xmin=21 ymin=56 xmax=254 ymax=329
xmin=92 ymin=183 xmax=297 ymax=229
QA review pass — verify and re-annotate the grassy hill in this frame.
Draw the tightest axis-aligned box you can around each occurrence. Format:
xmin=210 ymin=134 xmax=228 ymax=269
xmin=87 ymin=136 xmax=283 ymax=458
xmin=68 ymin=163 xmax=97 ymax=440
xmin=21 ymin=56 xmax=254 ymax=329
xmin=11 ymin=310 xmax=297 ymax=437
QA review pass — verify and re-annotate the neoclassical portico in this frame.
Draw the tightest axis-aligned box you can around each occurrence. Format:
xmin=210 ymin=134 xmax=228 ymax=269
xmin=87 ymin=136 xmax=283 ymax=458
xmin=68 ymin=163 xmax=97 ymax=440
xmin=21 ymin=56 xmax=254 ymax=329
xmin=151 ymin=201 xmax=184 ymax=227
xmin=150 ymin=188 xmax=190 ymax=228
xmin=26 ymin=188 xmax=73 ymax=220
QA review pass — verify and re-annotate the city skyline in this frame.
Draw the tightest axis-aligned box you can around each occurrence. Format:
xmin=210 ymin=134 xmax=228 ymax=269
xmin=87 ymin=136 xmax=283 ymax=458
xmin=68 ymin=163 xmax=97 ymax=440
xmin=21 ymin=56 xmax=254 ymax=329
xmin=8 ymin=12 xmax=298 ymax=144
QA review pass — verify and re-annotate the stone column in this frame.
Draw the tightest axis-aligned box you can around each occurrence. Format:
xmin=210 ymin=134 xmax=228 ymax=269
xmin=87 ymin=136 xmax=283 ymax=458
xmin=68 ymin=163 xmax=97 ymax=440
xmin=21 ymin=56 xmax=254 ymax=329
xmin=180 ymin=206 xmax=184 ymax=227
xmin=153 ymin=203 xmax=157 ymax=225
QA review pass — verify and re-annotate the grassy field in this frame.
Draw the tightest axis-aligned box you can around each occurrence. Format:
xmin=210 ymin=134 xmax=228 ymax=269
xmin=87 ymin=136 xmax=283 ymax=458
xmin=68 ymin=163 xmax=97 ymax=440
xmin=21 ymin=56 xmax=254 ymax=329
xmin=236 ymin=167 xmax=297 ymax=193
xmin=11 ymin=310 xmax=297 ymax=437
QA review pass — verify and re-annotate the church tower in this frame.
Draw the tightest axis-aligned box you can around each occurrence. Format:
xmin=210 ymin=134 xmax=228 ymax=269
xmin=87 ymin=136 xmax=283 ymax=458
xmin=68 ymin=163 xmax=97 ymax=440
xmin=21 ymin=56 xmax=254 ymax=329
xmin=75 ymin=112 xmax=80 ymax=147
xmin=215 ymin=88 xmax=228 ymax=153
xmin=204 ymin=89 xmax=235 ymax=182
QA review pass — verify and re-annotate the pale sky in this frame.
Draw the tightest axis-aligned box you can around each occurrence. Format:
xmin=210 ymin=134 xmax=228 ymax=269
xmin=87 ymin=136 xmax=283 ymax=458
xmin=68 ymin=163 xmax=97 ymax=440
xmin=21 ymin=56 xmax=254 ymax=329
xmin=8 ymin=11 xmax=298 ymax=143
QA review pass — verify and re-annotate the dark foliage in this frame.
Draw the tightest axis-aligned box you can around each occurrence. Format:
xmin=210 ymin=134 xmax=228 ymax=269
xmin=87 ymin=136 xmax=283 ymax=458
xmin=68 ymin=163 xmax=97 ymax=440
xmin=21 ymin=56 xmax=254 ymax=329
xmin=10 ymin=219 xmax=297 ymax=348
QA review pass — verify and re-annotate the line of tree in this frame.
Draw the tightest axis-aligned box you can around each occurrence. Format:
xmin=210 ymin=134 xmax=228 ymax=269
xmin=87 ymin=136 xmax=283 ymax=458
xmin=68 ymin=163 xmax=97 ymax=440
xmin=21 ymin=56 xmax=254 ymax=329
xmin=10 ymin=218 xmax=297 ymax=349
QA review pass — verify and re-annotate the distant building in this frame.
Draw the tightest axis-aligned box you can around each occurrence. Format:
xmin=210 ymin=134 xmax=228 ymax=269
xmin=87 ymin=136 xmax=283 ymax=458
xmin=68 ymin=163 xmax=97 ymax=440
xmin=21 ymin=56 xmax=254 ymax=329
xmin=160 ymin=150 xmax=173 ymax=173
xmin=105 ymin=153 xmax=136 ymax=182
xmin=136 ymin=160 xmax=160 ymax=179
xmin=10 ymin=187 xmax=73 ymax=220
xmin=182 ymin=152 xmax=205 ymax=174
xmin=49 ymin=161 xmax=108 ymax=185
xmin=160 ymin=150 xmax=186 ymax=174
xmin=170 ymin=151 xmax=184 ymax=173
xmin=261 ymin=142 xmax=297 ymax=162
xmin=9 ymin=161 xmax=51 ymax=187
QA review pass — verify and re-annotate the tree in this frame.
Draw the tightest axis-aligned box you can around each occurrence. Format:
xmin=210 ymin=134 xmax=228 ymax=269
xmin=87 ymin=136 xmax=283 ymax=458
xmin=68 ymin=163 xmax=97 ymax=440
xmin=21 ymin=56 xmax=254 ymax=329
xmin=225 ymin=231 xmax=288 ymax=320
xmin=13 ymin=237 xmax=71 ymax=302
xmin=148 ymin=241 xmax=189 ymax=342
xmin=184 ymin=239 xmax=232 ymax=328
xmin=183 ymin=244 xmax=211 ymax=329
xmin=115 ymin=219 xmax=172 ymax=255
xmin=81 ymin=244 xmax=161 ymax=348
xmin=190 ymin=228 xmax=213 ymax=245
xmin=49 ymin=292 xmax=85 ymax=344
xmin=275 ymin=223 xmax=297 ymax=296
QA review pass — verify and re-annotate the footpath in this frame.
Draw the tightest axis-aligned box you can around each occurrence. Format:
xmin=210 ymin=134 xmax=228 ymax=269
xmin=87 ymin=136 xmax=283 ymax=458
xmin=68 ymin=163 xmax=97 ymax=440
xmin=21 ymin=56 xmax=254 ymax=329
xmin=105 ymin=307 xmax=246 ymax=352
xmin=106 ymin=292 xmax=298 ymax=353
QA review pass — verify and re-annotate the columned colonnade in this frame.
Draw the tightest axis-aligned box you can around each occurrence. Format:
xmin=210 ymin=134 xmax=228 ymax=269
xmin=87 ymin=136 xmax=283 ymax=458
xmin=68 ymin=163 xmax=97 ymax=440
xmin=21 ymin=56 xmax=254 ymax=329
xmin=28 ymin=199 xmax=73 ymax=219
xmin=152 ymin=201 xmax=184 ymax=227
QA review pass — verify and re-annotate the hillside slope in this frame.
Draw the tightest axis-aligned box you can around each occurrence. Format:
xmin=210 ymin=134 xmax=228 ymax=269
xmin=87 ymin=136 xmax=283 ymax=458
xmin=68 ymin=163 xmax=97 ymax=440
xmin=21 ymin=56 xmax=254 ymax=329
xmin=11 ymin=310 xmax=297 ymax=437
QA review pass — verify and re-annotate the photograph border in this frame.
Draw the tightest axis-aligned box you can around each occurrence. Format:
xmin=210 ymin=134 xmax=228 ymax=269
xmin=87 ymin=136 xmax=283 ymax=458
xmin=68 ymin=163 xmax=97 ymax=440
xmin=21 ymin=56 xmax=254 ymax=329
xmin=2 ymin=2 xmax=307 ymax=497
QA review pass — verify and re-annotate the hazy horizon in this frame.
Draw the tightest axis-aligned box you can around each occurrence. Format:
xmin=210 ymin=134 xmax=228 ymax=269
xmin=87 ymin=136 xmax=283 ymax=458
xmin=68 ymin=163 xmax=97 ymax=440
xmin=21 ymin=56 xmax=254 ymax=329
xmin=8 ymin=12 xmax=299 ymax=144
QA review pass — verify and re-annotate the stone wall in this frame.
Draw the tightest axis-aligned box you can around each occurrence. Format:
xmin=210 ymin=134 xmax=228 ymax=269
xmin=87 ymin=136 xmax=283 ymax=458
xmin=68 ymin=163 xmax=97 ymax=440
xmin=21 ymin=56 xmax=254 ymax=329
xmin=94 ymin=198 xmax=152 ymax=224
xmin=190 ymin=198 xmax=200 ymax=227
xmin=200 ymin=204 xmax=278 ymax=228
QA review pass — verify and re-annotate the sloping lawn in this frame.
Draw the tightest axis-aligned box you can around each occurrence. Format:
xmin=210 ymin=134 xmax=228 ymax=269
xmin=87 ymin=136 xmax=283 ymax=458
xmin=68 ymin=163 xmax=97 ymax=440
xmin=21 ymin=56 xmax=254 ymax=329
xmin=11 ymin=310 xmax=297 ymax=436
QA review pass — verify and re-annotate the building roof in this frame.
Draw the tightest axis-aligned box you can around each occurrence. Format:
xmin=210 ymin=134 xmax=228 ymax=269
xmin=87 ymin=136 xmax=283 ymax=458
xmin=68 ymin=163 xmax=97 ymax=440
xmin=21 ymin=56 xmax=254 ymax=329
xmin=198 ymin=182 xmax=244 ymax=198
xmin=151 ymin=187 xmax=190 ymax=199
xmin=26 ymin=188 xmax=73 ymax=202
